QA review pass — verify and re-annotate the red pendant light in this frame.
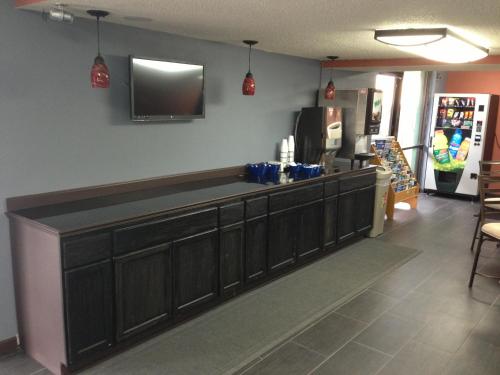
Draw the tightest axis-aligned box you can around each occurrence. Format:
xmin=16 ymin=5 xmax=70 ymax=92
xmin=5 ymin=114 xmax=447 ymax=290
xmin=242 ymin=40 xmax=258 ymax=96
xmin=87 ymin=10 xmax=110 ymax=89
xmin=324 ymin=55 xmax=338 ymax=100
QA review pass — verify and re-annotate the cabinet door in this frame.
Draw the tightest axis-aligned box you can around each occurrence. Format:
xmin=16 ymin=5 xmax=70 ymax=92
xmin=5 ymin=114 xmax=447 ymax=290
xmin=337 ymin=191 xmax=357 ymax=243
xmin=245 ymin=215 xmax=268 ymax=283
xmin=64 ymin=260 xmax=113 ymax=365
xmin=268 ymin=208 xmax=297 ymax=273
xmin=114 ymin=243 xmax=172 ymax=341
xmin=355 ymin=185 xmax=375 ymax=233
xmin=173 ymin=229 xmax=219 ymax=316
xmin=324 ymin=196 xmax=338 ymax=249
xmin=220 ymin=222 xmax=244 ymax=298
xmin=296 ymin=200 xmax=323 ymax=261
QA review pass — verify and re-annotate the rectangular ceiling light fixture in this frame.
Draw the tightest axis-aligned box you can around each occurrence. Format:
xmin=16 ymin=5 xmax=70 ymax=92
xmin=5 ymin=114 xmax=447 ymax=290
xmin=374 ymin=28 xmax=489 ymax=63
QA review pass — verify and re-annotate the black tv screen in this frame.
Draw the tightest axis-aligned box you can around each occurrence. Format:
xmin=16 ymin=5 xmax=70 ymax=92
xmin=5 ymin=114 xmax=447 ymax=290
xmin=130 ymin=56 xmax=205 ymax=121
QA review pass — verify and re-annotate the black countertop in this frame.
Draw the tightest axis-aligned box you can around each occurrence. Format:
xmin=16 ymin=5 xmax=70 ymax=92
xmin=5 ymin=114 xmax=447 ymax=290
xmin=10 ymin=166 xmax=376 ymax=235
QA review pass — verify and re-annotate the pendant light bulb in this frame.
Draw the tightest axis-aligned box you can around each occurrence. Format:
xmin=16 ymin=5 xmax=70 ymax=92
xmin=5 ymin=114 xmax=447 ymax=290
xmin=88 ymin=10 xmax=110 ymax=89
xmin=242 ymin=40 xmax=258 ymax=96
xmin=324 ymin=56 xmax=338 ymax=100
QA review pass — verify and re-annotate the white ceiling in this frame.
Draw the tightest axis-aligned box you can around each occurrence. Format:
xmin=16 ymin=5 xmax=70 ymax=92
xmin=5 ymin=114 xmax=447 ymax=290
xmin=18 ymin=0 xmax=500 ymax=60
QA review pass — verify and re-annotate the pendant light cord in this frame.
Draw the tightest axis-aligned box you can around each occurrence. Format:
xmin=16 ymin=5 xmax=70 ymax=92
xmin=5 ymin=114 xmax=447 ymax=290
xmin=318 ymin=62 xmax=323 ymax=90
xmin=96 ymin=16 xmax=101 ymax=56
xmin=248 ymin=44 xmax=252 ymax=72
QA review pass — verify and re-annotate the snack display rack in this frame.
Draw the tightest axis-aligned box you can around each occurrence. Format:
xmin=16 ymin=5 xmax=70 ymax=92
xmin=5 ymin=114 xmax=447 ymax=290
xmin=370 ymin=140 xmax=419 ymax=219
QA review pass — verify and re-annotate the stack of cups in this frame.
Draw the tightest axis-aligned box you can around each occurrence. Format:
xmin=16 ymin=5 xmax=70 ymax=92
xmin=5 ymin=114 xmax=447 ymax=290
xmin=288 ymin=135 xmax=295 ymax=164
xmin=280 ymin=139 xmax=288 ymax=172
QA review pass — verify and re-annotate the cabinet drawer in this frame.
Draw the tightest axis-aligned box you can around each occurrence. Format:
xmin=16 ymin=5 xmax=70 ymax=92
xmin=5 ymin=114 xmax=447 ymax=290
xmin=269 ymin=183 xmax=323 ymax=212
xmin=324 ymin=180 xmax=339 ymax=197
xmin=245 ymin=196 xmax=268 ymax=218
xmin=114 ymin=208 xmax=218 ymax=255
xmin=219 ymin=201 xmax=244 ymax=226
xmin=339 ymin=173 xmax=376 ymax=193
xmin=62 ymin=232 xmax=112 ymax=269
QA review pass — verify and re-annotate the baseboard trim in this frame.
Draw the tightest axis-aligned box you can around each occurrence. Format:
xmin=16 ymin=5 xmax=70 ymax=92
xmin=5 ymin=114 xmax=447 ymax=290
xmin=0 ymin=337 xmax=18 ymax=356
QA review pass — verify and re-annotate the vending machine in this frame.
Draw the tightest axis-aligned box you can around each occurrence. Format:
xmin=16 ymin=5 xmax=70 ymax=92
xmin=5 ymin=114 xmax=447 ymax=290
xmin=424 ymin=93 xmax=499 ymax=196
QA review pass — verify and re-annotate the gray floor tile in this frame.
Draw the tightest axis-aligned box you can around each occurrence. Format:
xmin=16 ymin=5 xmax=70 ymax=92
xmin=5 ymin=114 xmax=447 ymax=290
xmin=471 ymin=304 xmax=500 ymax=347
xmin=311 ymin=342 xmax=390 ymax=375
xmin=353 ymin=313 xmax=424 ymax=355
xmin=0 ymin=352 xmax=43 ymax=375
xmin=389 ymin=291 xmax=445 ymax=323
xmin=416 ymin=269 xmax=499 ymax=304
xmin=444 ymin=334 xmax=500 ymax=375
xmin=243 ymin=342 xmax=324 ymax=375
xmin=369 ymin=255 xmax=439 ymax=298
xmin=30 ymin=370 xmax=52 ymax=375
xmin=413 ymin=313 xmax=475 ymax=353
xmin=293 ymin=313 xmax=367 ymax=356
xmin=335 ymin=290 xmax=398 ymax=324
xmin=436 ymin=291 xmax=491 ymax=324
xmin=377 ymin=341 xmax=452 ymax=375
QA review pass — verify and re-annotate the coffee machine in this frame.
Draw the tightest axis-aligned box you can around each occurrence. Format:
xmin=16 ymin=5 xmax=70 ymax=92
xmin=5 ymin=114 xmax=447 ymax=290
xmin=294 ymin=106 xmax=342 ymax=173
xmin=325 ymin=88 xmax=383 ymax=168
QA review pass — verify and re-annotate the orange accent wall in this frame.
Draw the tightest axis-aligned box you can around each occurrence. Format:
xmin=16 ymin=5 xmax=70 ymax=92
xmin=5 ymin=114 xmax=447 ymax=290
xmin=15 ymin=0 xmax=44 ymax=6
xmin=446 ymin=71 xmax=500 ymax=159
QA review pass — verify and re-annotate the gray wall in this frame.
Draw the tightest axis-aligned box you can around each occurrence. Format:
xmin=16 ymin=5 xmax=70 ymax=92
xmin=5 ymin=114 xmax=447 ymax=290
xmin=434 ymin=72 xmax=448 ymax=93
xmin=0 ymin=3 xmax=319 ymax=340
xmin=322 ymin=69 xmax=378 ymax=90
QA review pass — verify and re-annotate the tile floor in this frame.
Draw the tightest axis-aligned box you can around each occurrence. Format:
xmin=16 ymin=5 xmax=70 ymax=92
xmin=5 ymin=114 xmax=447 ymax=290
xmin=241 ymin=194 xmax=500 ymax=375
xmin=2 ymin=193 xmax=500 ymax=375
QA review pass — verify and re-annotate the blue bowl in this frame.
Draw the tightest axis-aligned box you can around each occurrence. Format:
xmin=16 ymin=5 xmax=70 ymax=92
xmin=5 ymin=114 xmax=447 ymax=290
xmin=302 ymin=165 xmax=315 ymax=179
xmin=288 ymin=163 xmax=303 ymax=180
xmin=247 ymin=162 xmax=270 ymax=183
xmin=267 ymin=163 xmax=280 ymax=182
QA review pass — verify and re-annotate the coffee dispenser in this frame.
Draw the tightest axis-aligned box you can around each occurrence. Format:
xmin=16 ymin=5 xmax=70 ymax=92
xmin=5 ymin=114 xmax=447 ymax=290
xmin=322 ymin=88 xmax=383 ymax=168
xmin=294 ymin=106 xmax=342 ymax=172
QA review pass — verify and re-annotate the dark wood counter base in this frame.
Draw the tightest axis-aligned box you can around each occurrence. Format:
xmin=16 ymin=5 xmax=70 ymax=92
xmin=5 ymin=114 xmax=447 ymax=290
xmin=7 ymin=165 xmax=376 ymax=374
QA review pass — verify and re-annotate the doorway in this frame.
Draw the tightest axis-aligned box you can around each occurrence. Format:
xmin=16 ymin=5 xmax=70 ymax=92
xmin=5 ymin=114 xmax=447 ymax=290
xmin=374 ymin=71 xmax=427 ymax=179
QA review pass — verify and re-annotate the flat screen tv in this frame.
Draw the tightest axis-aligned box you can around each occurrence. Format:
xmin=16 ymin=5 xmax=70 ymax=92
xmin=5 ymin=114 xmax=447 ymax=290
xmin=130 ymin=56 xmax=205 ymax=121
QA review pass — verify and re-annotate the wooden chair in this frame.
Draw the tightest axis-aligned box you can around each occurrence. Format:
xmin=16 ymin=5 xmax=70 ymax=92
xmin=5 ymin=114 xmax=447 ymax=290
xmin=470 ymin=161 xmax=500 ymax=252
xmin=469 ymin=174 xmax=500 ymax=287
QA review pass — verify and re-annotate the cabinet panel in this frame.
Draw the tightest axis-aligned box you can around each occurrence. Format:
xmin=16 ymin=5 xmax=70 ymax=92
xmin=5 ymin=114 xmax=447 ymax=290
xmin=296 ymin=200 xmax=323 ymax=260
xmin=269 ymin=183 xmax=323 ymax=212
xmin=220 ymin=222 xmax=244 ymax=297
xmin=245 ymin=215 xmax=268 ymax=283
xmin=219 ymin=202 xmax=244 ymax=226
xmin=355 ymin=185 xmax=375 ymax=233
xmin=337 ymin=191 xmax=357 ymax=243
xmin=114 ymin=208 xmax=217 ymax=255
xmin=246 ymin=196 xmax=268 ymax=218
xmin=324 ymin=196 xmax=338 ymax=249
xmin=339 ymin=173 xmax=376 ymax=193
xmin=173 ymin=229 xmax=219 ymax=316
xmin=64 ymin=260 xmax=113 ymax=365
xmin=324 ymin=180 xmax=339 ymax=197
xmin=62 ymin=232 xmax=112 ymax=270
xmin=268 ymin=209 xmax=297 ymax=273
xmin=114 ymin=243 xmax=172 ymax=341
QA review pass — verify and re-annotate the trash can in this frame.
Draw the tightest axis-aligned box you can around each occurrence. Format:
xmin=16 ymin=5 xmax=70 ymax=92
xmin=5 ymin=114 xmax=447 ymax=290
xmin=368 ymin=166 xmax=393 ymax=237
